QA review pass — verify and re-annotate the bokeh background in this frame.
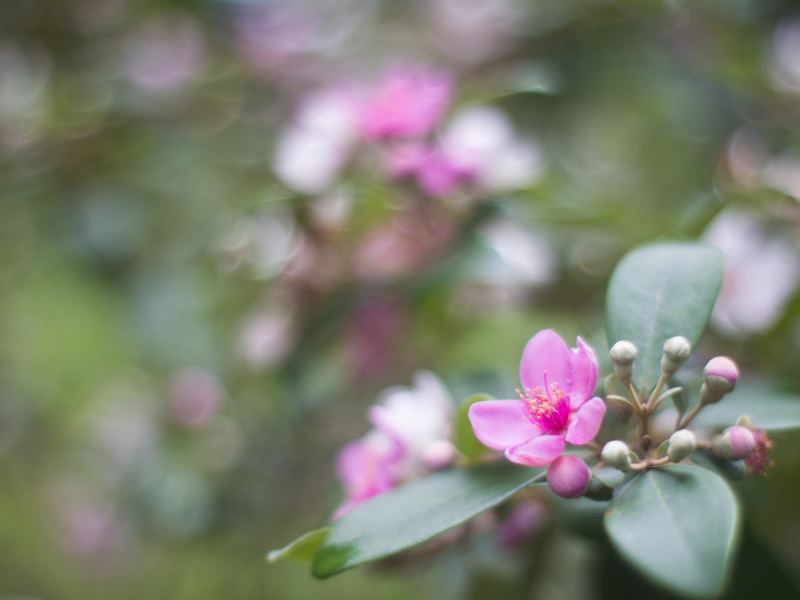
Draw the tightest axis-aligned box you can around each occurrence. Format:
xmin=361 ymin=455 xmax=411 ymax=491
xmin=2 ymin=0 xmax=800 ymax=598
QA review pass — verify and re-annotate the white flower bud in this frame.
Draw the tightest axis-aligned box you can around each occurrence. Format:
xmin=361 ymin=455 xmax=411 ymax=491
xmin=601 ymin=440 xmax=632 ymax=471
xmin=661 ymin=336 xmax=691 ymax=375
xmin=609 ymin=341 xmax=637 ymax=386
xmin=667 ymin=429 xmax=697 ymax=463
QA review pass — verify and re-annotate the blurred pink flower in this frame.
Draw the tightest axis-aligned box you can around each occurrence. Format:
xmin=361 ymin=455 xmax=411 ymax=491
xmin=469 ymin=329 xmax=605 ymax=467
xmin=354 ymin=215 xmax=455 ymax=280
xmin=238 ymin=308 xmax=294 ymax=370
xmin=274 ymin=87 xmax=362 ymax=194
xmin=126 ymin=15 xmax=204 ymax=92
xmin=361 ymin=67 xmax=452 ymax=140
xmin=497 ymin=500 xmax=548 ymax=548
xmin=335 ymin=371 xmax=455 ymax=517
xmin=345 ymin=298 xmax=405 ymax=379
xmin=167 ymin=368 xmax=222 ymax=427
xmin=703 ymin=208 xmax=800 ymax=336
xmin=335 ymin=430 xmax=402 ymax=519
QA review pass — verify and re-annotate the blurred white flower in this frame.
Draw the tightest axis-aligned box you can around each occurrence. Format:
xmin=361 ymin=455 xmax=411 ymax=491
xmin=368 ymin=370 xmax=455 ymax=477
xmin=274 ymin=87 xmax=361 ymax=194
xmin=425 ymin=0 xmax=529 ymax=65
xmin=238 ymin=308 xmax=294 ymax=370
xmin=770 ymin=17 xmax=800 ymax=93
xmin=725 ymin=127 xmax=769 ymax=188
xmin=125 ymin=15 xmax=204 ymax=92
xmin=703 ymin=208 xmax=800 ymax=336
xmin=441 ymin=106 xmax=545 ymax=194
xmin=761 ymin=152 xmax=800 ymax=199
xmin=219 ymin=209 xmax=302 ymax=278
xmin=479 ymin=220 xmax=556 ymax=286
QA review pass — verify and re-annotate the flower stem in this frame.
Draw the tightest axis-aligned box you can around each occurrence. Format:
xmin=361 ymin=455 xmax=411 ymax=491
xmin=646 ymin=372 xmax=669 ymax=411
xmin=624 ymin=382 xmax=643 ymax=415
xmin=629 ymin=456 xmax=671 ymax=471
xmin=678 ymin=401 xmax=705 ymax=430
xmin=650 ymin=387 xmax=683 ymax=411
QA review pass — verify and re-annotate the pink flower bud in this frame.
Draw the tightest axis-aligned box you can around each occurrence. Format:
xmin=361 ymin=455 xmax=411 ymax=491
xmin=546 ymin=455 xmax=591 ymax=499
xmin=712 ymin=426 xmax=755 ymax=460
xmin=700 ymin=356 xmax=739 ymax=405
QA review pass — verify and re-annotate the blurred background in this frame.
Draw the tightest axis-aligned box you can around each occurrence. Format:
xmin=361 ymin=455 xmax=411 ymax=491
xmin=2 ymin=0 xmax=800 ymax=598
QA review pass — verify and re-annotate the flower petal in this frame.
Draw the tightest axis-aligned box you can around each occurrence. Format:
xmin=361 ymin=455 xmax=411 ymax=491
xmin=564 ymin=397 xmax=606 ymax=445
xmin=565 ymin=337 xmax=599 ymax=408
xmin=468 ymin=400 xmax=540 ymax=450
xmin=519 ymin=329 xmax=568 ymax=393
xmin=505 ymin=434 xmax=565 ymax=467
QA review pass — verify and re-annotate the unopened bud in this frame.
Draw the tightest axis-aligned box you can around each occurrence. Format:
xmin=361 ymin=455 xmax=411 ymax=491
xmin=667 ymin=429 xmax=697 ymax=462
xmin=711 ymin=426 xmax=755 ymax=461
xmin=700 ymin=357 xmax=739 ymax=405
xmin=610 ymin=341 xmax=637 ymax=386
xmin=601 ymin=440 xmax=632 ymax=471
xmin=735 ymin=415 xmax=752 ymax=428
xmin=546 ymin=455 xmax=591 ymax=499
xmin=661 ymin=336 xmax=691 ymax=375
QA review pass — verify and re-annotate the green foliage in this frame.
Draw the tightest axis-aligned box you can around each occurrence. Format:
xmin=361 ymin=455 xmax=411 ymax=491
xmin=312 ymin=464 xmax=545 ymax=578
xmin=267 ymin=528 xmax=332 ymax=563
xmin=693 ymin=384 xmax=800 ymax=432
xmin=691 ymin=449 xmax=746 ymax=481
xmin=606 ymin=243 xmax=723 ymax=394
xmin=604 ymin=466 xmax=741 ymax=598
xmin=453 ymin=394 xmax=493 ymax=460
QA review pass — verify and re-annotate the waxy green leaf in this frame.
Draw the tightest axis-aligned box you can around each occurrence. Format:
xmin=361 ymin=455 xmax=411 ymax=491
xmin=606 ymin=242 xmax=723 ymax=394
xmin=593 ymin=466 xmax=625 ymax=488
xmin=692 ymin=383 xmax=800 ymax=432
xmin=453 ymin=393 xmax=493 ymax=460
xmin=267 ymin=527 xmax=332 ymax=563
xmin=690 ymin=448 xmax=746 ymax=481
xmin=604 ymin=465 xmax=741 ymax=598
xmin=312 ymin=463 xmax=545 ymax=578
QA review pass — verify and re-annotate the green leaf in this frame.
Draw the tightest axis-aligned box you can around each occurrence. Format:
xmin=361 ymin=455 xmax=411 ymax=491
xmin=692 ymin=383 xmax=800 ymax=432
xmin=604 ymin=465 xmax=741 ymax=598
xmin=267 ymin=527 xmax=332 ymax=563
xmin=606 ymin=242 xmax=723 ymax=394
xmin=312 ymin=463 xmax=545 ymax=578
xmin=690 ymin=448 xmax=745 ymax=481
xmin=593 ymin=467 xmax=625 ymax=488
xmin=453 ymin=394 xmax=493 ymax=460
xmin=672 ymin=385 xmax=689 ymax=420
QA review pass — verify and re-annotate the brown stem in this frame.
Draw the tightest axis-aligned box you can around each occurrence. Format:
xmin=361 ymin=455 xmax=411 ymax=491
xmin=678 ymin=401 xmax=704 ymax=430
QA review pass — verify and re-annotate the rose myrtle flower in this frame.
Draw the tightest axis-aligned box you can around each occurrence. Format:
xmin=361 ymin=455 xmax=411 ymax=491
xmin=468 ymin=329 xmax=606 ymax=467
xmin=361 ymin=67 xmax=453 ymax=140
xmin=711 ymin=426 xmax=755 ymax=461
xmin=334 ymin=430 xmax=402 ymax=519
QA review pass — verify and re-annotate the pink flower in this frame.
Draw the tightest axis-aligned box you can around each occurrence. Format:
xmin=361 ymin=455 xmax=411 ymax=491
xmin=361 ymin=67 xmax=453 ymax=140
xmin=468 ymin=329 xmax=605 ymax=467
xmin=334 ymin=430 xmax=402 ymax=519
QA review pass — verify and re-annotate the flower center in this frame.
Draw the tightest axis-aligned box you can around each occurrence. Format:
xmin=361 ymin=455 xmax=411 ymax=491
xmin=518 ymin=383 xmax=570 ymax=433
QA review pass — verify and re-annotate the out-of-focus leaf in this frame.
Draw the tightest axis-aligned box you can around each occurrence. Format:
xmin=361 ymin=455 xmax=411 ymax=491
xmin=692 ymin=383 xmax=800 ymax=432
xmin=606 ymin=243 xmax=723 ymax=395
xmin=593 ymin=467 xmax=625 ymax=488
xmin=604 ymin=465 xmax=740 ymax=598
xmin=454 ymin=393 xmax=493 ymax=460
xmin=312 ymin=464 xmax=545 ymax=578
xmin=267 ymin=527 xmax=332 ymax=563
xmin=690 ymin=449 xmax=745 ymax=481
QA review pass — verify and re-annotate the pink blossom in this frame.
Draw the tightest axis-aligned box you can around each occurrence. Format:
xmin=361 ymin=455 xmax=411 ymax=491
xmin=361 ymin=67 xmax=452 ymax=140
xmin=468 ymin=329 xmax=605 ymax=467
xmin=546 ymin=455 xmax=591 ymax=499
xmin=334 ymin=430 xmax=402 ymax=519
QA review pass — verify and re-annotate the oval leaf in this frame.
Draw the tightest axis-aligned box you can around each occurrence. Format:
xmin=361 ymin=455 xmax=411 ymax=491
xmin=267 ymin=527 xmax=332 ymax=563
xmin=690 ymin=448 xmax=745 ymax=481
xmin=454 ymin=393 xmax=493 ymax=460
xmin=312 ymin=463 xmax=544 ymax=578
xmin=593 ymin=466 xmax=625 ymax=488
xmin=692 ymin=382 xmax=800 ymax=432
xmin=604 ymin=465 xmax=741 ymax=598
xmin=606 ymin=242 xmax=723 ymax=394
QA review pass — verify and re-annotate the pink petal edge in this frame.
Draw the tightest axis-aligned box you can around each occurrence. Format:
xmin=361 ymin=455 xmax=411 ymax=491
xmin=564 ymin=397 xmax=606 ymax=445
xmin=519 ymin=330 xmax=568 ymax=393
xmin=564 ymin=337 xmax=598 ymax=409
xmin=505 ymin=434 xmax=565 ymax=467
xmin=468 ymin=400 xmax=540 ymax=450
